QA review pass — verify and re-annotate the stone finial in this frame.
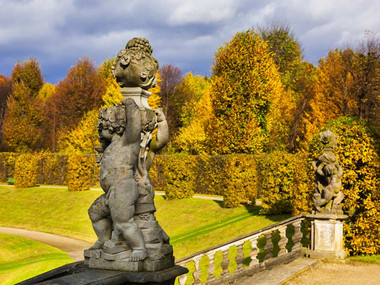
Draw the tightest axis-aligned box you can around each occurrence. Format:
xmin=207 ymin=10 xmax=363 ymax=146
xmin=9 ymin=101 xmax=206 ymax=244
xmin=112 ymin=38 xmax=159 ymax=90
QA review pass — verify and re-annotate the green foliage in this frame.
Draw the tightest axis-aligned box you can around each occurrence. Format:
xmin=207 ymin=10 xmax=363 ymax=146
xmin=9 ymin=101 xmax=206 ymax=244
xmin=309 ymin=117 xmax=380 ymax=255
xmin=67 ymin=155 xmax=96 ymax=191
xmin=257 ymin=151 xmax=312 ymax=215
xmin=163 ymin=154 xmax=195 ymax=199
xmin=208 ymin=29 xmax=287 ymax=154
xmin=259 ymin=24 xmax=304 ymax=90
xmin=14 ymin=154 xmax=41 ymax=188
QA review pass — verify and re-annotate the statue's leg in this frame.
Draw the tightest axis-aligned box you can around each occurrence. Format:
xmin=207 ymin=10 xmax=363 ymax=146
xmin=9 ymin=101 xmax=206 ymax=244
xmin=108 ymin=178 xmax=147 ymax=262
xmin=88 ymin=194 xmax=112 ymax=249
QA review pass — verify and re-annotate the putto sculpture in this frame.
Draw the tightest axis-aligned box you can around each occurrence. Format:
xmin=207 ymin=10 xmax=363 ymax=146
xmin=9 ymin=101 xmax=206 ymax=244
xmin=312 ymin=130 xmax=344 ymax=214
xmin=84 ymin=38 xmax=173 ymax=272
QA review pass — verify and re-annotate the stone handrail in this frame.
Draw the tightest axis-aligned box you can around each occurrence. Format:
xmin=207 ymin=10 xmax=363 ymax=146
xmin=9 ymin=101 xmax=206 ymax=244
xmin=175 ymin=215 xmax=308 ymax=285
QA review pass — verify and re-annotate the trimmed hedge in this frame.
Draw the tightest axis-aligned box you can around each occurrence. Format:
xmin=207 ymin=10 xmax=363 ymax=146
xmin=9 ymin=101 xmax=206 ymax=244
xmin=67 ymin=155 xmax=96 ymax=192
xmin=14 ymin=153 xmax=41 ymax=188
xmin=256 ymin=151 xmax=313 ymax=215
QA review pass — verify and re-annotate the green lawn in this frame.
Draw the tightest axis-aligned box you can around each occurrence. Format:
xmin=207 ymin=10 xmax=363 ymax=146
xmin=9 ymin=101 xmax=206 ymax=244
xmin=349 ymin=255 xmax=380 ymax=264
xmin=0 ymin=233 xmax=73 ymax=285
xmin=0 ymin=186 xmax=288 ymax=258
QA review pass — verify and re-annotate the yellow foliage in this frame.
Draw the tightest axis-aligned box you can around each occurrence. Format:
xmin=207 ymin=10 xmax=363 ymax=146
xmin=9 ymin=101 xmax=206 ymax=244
xmin=0 ymin=152 xmax=18 ymax=181
xmin=102 ymin=78 xmax=122 ymax=108
xmin=257 ymin=151 xmax=312 ymax=215
xmin=174 ymin=89 xmax=212 ymax=154
xmin=148 ymin=72 xmax=162 ymax=109
xmin=208 ymin=29 xmax=288 ymax=154
xmin=38 ymin=83 xmax=56 ymax=102
xmin=163 ymin=154 xmax=195 ymax=199
xmin=57 ymin=109 xmax=99 ymax=154
xmin=14 ymin=154 xmax=41 ymax=188
xmin=67 ymin=155 xmax=95 ymax=191
xmin=309 ymin=117 xmax=379 ymax=255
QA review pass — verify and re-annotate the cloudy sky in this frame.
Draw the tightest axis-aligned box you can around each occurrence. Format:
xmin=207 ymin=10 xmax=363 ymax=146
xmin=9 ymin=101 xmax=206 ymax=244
xmin=0 ymin=0 xmax=379 ymax=83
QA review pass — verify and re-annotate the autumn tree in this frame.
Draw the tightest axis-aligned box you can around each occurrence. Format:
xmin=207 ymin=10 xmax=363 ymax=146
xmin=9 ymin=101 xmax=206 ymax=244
xmin=259 ymin=24 xmax=304 ymax=91
xmin=172 ymin=73 xmax=211 ymax=154
xmin=352 ymin=36 xmax=380 ymax=135
xmin=45 ymin=57 xmax=106 ymax=150
xmin=206 ymin=30 xmax=290 ymax=154
xmin=3 ymin=59 xmax=45 ymax=151
xmin=158 ymin=64 xmax=182 ymax=136
xmin=0 ymin=75 xmax=12 ymax=150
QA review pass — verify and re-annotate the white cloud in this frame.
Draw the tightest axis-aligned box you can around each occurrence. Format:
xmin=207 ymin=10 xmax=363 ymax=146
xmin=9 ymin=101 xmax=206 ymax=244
xmin=0 ymin=0 xmax=379 ymax=82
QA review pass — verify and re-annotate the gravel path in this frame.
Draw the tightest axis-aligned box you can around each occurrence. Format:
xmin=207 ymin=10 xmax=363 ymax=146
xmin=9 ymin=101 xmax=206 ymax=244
xmin=0 ymin=227 xmax=92 ymax=261
xmin=286 ymin=261 xmax=380 ymax=285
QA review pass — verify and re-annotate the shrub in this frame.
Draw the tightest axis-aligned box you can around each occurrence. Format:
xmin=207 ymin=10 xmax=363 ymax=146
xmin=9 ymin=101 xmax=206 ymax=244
xmin=38 ymin=153 xmax=68 ymax=185
xmin=14 ymin=153 xmax=41 ymax=188
xmin=163 ymin=154 xmax=195 ymax=199
xmin=67 ymin=155 xmax=95 ymax=191
xmin=0 ymin=152 xmax=19 ymax=182
xmin=222 ymin=155 xmax=257 ymax=208
xmin=257 ymin=151 xmax=312 ymax=215
xmin=309 ymin=117 xmax=380 ymax=255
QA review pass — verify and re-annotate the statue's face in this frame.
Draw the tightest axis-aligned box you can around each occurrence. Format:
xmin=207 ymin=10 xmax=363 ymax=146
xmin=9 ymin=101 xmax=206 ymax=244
xmin=101 ymin=129 xmax=114 ymax=140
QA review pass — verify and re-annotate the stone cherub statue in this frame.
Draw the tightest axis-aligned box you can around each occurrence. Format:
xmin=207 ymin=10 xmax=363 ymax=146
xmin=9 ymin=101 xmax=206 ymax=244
xmin=85 ymin=38 xmax=173 ymax=272
xmin=312 ymin=130 xmax=344 ymax=214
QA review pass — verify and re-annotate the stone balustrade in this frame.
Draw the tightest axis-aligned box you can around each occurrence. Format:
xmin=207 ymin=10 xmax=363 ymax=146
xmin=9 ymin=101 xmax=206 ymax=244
xmin=176 ymin=215 xmax=308 ymax=285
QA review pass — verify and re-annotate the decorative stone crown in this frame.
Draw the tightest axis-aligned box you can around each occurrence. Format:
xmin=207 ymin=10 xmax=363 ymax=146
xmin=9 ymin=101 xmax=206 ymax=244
xmin=112 ymin=38 xmax=159 ymax=90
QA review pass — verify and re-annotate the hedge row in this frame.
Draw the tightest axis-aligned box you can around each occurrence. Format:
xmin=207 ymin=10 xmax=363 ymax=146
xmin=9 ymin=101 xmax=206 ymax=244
xmin=0 ymin=151 xmax=311 ymax=211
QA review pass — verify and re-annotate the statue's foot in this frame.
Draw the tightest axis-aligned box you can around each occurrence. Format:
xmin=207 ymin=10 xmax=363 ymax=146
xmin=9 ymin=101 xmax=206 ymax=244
xmin=128 ymin=249 xmax=147 ymax=262
xmin=89 ymin=240 xmax=104 ymax=250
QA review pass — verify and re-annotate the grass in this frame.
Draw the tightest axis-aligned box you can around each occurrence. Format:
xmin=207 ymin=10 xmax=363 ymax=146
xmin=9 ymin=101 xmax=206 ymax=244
xmin=349 ymin=255 xmax=380 ymax=264
xmin=0 ymin=233 xmax=73 ymax=285
xmin=0 ymin=186 xmax=288 ymax=258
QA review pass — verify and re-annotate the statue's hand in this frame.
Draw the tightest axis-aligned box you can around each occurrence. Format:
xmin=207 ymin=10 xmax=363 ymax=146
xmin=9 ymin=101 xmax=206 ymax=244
xmin=122 ymin=98 xmax=135 ymax=106
xmin=154 ymin=108 xmax=165 ymax=122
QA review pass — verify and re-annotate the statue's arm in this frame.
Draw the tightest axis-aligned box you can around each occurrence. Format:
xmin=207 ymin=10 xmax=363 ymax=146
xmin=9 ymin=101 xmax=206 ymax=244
xmin=151 ymin=109 xmax=169 ymax=153
xmin=122 ymin=98 xmax=142 ymax=144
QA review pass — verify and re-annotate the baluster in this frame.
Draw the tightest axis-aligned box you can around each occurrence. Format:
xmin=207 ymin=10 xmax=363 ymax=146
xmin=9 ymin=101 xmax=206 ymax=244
xmin=235 ymin=241 xmax=245 ymax=272
xmin=220 ymin=248 xmax=230 ymax=277
xmin=192 ymin=256 xmax=202 ymax=285
xmin=249 ymin=237 xmax=259 ymax=266
xmin=263 ymin=231 xmax=274 ymax=261
xmin=207 ymin=252 xmax=216 ymax=282
xmin=292 ymin=219 xmax=303 ymax=251
xmin=178 ymin=274 xmax=187 ymax=285
xmin=278 ymin=226 xmax=288 ymax=257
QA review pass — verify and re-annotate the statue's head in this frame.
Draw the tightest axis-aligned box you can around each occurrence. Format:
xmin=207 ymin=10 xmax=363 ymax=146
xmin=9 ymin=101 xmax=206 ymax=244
xmin=112 ymin=38 xmax=159 ymax=89
xmin=323 ymin=163 xmax=337 ymax=176
xmin=320 ymin=130 xmax=337 ymax=149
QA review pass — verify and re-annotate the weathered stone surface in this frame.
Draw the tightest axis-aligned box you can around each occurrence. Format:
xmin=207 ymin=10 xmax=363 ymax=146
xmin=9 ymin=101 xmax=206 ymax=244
xmin=86 ymin=38 xmax=173 ymax=272
xmin=312 ymin=130 xmax=344 ymax=214
xmin=18 ymin=261 xmax=188 ymax=285
xmin=307 ymin=214 xmax=347 ymax=259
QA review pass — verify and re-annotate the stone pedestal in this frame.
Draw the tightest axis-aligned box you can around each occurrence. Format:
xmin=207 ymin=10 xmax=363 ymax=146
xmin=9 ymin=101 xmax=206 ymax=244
xmin=306 ymin=214 xmax=347 ymax=259
xmin=18 ymin=261 xmax=188 ymax=285
xmin=121 ymin=87 xmax=152 ymax=110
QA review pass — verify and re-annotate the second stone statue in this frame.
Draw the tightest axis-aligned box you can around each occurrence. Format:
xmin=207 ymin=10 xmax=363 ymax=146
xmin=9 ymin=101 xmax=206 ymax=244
xmin=84 ymin=38 xmax=173 ymax=272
